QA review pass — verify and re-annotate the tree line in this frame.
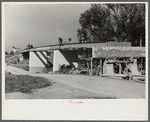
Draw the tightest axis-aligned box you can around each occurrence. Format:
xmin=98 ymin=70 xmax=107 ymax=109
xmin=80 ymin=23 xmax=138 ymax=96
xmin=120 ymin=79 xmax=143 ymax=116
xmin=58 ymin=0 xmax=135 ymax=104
xmin=77 ymin=4 xmax=145 ymax=46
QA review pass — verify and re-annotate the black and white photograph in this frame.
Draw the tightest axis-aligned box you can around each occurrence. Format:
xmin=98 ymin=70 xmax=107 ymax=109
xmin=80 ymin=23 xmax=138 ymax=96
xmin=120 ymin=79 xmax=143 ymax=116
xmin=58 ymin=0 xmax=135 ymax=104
xmin=2 ymin=2 xmax=148 ymax=120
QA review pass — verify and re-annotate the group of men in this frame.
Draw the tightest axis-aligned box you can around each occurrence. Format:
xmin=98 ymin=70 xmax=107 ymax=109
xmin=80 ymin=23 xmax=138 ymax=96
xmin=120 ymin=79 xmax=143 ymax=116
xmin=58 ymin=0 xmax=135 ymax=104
xmin=87 ymin=61 xmax=102 ymax=76
xmin=26 ymin=43 xmax=33 ymax=50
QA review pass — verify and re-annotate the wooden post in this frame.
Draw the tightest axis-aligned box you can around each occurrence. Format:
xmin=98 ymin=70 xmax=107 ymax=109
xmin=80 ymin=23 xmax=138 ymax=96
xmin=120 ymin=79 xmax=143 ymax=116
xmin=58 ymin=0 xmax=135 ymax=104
xmin=125 ymin=63 xmax=128 ymax=74
xmin=119 ymin=63 xmax=121 ymax=74
xmin=140 ymin=57 xmax=143 ymax=75
xmin=100 ymin=59 xmax=102 ymax=66
xmin=141 ymin=57 xmax=143 ymax=68
xmin=90 ymin=58 xmax=93 ymax=76
xmin=87 ymin=60 xmax=89 ymax=75
xmin=131 ymin=58 xmax=140 ymax=75
xmin=96 ymin=59 xmax=98 ymax=76
xmin=100 ymin=59 xmax=102 ymax=76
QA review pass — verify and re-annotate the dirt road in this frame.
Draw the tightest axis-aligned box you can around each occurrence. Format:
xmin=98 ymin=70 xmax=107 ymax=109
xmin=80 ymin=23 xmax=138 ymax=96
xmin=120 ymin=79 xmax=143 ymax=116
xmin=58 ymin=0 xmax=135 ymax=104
xmin=5 ymin=65 xmax=145 ymax=99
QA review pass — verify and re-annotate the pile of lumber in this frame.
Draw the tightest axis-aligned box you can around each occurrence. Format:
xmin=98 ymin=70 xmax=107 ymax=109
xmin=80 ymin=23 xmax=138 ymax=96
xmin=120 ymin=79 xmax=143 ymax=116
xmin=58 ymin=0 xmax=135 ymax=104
xmin=102 ymin=74 xmax=129 ymax=80
xmin=131 ymin=75 xmax=145 ymax=83
xmin=102 ymin=74 xmax=145 ymax=83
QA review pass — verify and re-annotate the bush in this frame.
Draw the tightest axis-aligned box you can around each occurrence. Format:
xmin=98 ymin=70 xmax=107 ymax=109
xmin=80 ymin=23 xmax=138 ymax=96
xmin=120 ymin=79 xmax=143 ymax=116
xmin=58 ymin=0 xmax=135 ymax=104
xmin=5 ymin=55 xmax=20 ymax=64
xmin=5 ymin=55 xmax=12 ymax=58
xmin=9 ymin=59 xmax=29 ymax=71
xmin=41 ymin=67 xmax=53 ymax=73
xmin=10 ymin=51 xmax=14 ymax=56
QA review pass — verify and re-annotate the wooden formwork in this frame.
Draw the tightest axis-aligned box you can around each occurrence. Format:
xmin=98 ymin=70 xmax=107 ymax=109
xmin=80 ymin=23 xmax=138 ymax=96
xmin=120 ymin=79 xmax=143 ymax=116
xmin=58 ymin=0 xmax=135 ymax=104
xmin=91 ymin=46 xmax=146 ymax=78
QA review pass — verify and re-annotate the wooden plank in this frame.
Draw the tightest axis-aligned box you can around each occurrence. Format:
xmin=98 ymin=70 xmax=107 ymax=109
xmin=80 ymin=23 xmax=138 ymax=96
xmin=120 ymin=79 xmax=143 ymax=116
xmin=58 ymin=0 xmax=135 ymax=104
xmin=106 ymin=61 xmax=133 ymax=64
xmin=102 ymin=74 xmax=128 ymax=77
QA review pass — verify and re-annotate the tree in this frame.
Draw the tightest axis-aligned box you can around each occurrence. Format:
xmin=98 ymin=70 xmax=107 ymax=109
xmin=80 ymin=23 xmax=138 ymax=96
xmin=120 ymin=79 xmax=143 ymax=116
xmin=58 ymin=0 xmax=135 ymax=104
xmin=77 ymin=4 xmax=145 ymax=46
xmin=5 ymin=51 xmax=8 ymax=55
xmin=77 ymin=4 xmax=114 ymax=43
xmin=10 ymin=50 xmax=14 ymax=56
xmin=105 ymin=3 xmax=145 ymax=46
xmin=58 ymin=37 xmax=63 ymax=44
xmin=77 ymin=28 xmax=88 ymax=43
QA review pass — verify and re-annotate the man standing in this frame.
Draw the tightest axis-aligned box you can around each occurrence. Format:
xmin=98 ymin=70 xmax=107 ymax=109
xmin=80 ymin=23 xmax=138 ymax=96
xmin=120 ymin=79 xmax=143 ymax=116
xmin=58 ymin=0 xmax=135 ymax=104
xmin=58 ymin=37 xmax=63 ymax=49
xmin=87 ymin=61 xmax=90 ymax=75
xmin=96 ymin=62 xmax=102 ymax=76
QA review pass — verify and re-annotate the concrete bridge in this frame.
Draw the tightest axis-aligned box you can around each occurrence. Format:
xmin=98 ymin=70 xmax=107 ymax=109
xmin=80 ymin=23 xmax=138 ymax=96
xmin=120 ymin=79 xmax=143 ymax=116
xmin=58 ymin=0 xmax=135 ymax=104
xmin=20 ymin=42 xmax=145 ymax=77
xmin=21 ymin=41 xmax=131 ymax=53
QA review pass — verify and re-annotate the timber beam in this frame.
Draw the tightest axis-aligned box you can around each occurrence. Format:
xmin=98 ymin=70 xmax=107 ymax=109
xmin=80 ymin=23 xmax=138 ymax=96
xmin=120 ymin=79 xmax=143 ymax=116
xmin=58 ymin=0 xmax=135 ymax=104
xmin=106 ymin=61 xmax=133 ymax=64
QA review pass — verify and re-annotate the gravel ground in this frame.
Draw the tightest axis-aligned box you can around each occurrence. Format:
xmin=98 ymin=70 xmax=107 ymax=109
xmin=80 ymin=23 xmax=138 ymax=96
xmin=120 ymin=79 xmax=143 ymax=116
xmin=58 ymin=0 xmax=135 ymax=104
xmin=5 ymin=81 xmax=116 ymax=99
xmin=5 ymin=65 xmax=146 ymax=99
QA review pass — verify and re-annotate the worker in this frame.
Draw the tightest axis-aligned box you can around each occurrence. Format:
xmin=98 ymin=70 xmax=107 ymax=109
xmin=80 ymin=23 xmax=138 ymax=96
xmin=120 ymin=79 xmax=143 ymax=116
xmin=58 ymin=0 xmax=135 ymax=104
xmin=87 ymin=61 xmax=90 ymax=75
xmin=58 ymin=37 xmax=63 ymax=49
xmin=26 ymin=44 xmax=30 ymax=49
xmin=30 ymin=43 xmax=33 ymax=48
xmin=96 ymin=63 xmax=102 ymax=76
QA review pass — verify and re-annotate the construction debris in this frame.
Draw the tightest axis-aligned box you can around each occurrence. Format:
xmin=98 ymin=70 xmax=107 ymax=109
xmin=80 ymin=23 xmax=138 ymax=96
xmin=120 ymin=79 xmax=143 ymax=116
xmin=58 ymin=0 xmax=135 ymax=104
xmin=132 ymin=75 xmax=145 ymax=83
xmin=54 ymin=64 xmax=81 ymax=74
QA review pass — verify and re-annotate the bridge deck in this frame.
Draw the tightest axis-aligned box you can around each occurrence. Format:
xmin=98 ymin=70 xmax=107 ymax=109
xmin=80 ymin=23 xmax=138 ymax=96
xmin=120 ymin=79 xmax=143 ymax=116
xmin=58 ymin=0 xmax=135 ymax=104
xmin=21 ymin=42 xmax=131 ymax=53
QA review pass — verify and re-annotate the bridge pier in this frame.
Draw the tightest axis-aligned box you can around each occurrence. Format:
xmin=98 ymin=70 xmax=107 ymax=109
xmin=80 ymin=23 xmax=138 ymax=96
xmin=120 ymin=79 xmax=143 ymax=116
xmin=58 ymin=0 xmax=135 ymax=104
xmin=29 ymin=51 xmax=48 ymax=73
xmin=53 ymin=50 xmax=78 ymax=72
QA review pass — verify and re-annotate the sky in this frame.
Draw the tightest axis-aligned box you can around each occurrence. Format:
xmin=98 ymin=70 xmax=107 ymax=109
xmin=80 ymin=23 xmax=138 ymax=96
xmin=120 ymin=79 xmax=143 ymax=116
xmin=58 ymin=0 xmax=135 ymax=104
xmin=4 ymin=3 xmax=91 ymax=52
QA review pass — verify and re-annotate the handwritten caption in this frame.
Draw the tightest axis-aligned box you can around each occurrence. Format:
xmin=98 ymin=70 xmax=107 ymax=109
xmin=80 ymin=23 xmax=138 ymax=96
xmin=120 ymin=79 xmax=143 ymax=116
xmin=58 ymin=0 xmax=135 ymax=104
xmin=68 ymin=100 xmax=82 ymax=104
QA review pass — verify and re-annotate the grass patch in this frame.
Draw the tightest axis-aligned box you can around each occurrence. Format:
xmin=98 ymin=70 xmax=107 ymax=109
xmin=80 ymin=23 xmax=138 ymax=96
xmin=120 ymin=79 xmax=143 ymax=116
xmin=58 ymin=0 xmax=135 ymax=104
xmin=5 ymin=72 xmax=52 ymax=93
